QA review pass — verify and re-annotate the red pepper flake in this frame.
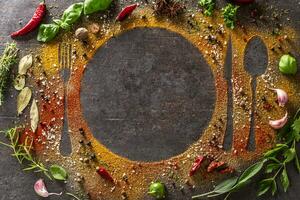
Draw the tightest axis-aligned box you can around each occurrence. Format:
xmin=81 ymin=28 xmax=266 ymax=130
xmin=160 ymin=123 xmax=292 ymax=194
xmin=219 ymin=167 xmax=235 ymax=174
xmin=207 ymin=161 xmax=226 ymax=173
xmin=11 ymin=0 xmax=46 ymax=37
xmin=263 ymin=103 xmax=273 ymax=111
xmin=97 ymin=167 xmax=114 ymax=182
xmin=116 ymin=4 xmax=138 ymax=21
xmin=189 ymin=155 xmax=205 ymax=176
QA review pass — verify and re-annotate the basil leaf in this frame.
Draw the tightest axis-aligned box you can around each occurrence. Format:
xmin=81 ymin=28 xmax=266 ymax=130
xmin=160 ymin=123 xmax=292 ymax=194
xmin=37 ymin=24 xmax=60 ymax=43
xmin=50 ymin=164 xmax=68 ymax=181
xmin=84 ymin=0 xmax=112 ymax=15
xmin=61 ymin=3 xmax=83 ymax=27
xmin=280 ymin=168 xmax=289 ymax=192
xmin=257 ymin=179 xmax=273 ymax=197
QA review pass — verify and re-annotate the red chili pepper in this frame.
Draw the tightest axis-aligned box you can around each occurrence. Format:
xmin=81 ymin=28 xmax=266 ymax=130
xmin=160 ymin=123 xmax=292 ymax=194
xmin=116 ymin=4 xmax=138 ymax=21
xmin=207 ymin=161 xmax=226 ymax=173
xmin=97 ymin=167 xmax=114 ymax=182
xmin=10 ymin=0 xmax=46 ymax=37
xmin=189 ymin=155 xmax=205 ymax=176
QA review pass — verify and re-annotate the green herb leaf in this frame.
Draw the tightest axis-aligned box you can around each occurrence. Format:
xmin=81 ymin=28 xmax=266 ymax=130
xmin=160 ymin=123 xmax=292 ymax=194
xmin=271 ymin=179 xmax=277 ymax=196
xmin=50 ymin=164 xmax=68 ymax=181
xmin=235 ymin=160 xmax=265 ymax=187
xmin=292 ymin=118 xmax=300 ymax=133
xmin=213 ymin=177 xmax=238 ymax=194
xmin=257 ymin=179 xmax=273 ymax=196
xmin=295 ymin=153 xmax=300 ymax=173
xmin=221 ymin=3 xmax=239 ymax=29
xmin=280 ymin=168 xmax=289 ymax=192
xmin=283 ymin=148 xmax=296 ymax=163
xmin=199 ymin=0 xmax=215 ymax=16
xmin=84 ymin=0 xmax=112 ymax=15
xmin=264 ymin=144 xmax=288 ymax=158
xmin=37 ymin=24 xmax=60 ymax=43
xmin=61 ymin=3 xmax=83 ymax=29
xmin=279 ymin=54 xmax=297 ymax=75
xmin=17 ymin=87 xmax=32 ymax=115
xmin=265 ymin=163 xmax=281 ymax=174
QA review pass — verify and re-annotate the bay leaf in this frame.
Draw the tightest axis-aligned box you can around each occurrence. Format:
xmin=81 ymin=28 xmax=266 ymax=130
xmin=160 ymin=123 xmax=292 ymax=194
xmin=17 ymin=87 xmax=32 ymax=115
xmin=18 ymin=54 xmax=33 ymax=75
xmin=13 ymin=74 xmax=26 ymax=90
xmin=30 ymin=99 xmax=39 ymax=132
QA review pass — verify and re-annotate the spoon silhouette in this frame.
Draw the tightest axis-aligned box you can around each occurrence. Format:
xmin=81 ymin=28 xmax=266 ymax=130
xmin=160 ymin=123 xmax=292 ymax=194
xmin=244 ymin=36 xmax=268 ymax=151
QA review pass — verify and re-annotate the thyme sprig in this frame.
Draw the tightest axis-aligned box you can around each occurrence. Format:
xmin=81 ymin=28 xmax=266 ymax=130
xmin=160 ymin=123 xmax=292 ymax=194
xmin=0 ymin=127 xmax=51 ymax=179
xmin=193 ymin=109 xmax=300 ymax=199
xmin=0 ymin=43 xmax=18 ymax=105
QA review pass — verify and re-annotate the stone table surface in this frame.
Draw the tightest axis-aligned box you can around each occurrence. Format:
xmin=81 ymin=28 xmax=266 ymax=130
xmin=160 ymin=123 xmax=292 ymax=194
xmin=0 ymin=0 xmax=300 ymax=200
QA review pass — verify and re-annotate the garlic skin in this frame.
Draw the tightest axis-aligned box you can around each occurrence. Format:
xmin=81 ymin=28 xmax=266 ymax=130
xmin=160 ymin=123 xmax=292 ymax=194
xmin=269 ymin=88 xmax=288 ymax=107
xmin=269 ymin=112 xmax=288 ymax=129
xmin=34 ymin=179 xmax=62 ymax=198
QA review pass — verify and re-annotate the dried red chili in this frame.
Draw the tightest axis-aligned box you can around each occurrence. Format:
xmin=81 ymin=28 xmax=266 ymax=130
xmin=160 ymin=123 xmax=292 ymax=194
xmin=11 ymin=0 xmax=46 ymax=37
xmin=207 ymin=161 xmax=226 ymax=173
xmin=219 ymin=167 xmax=235 ymax=174
xmin=116 ymin=4 xmax=138 ymax=21
xmin=96 ymin=167 xmax=114 ymax=182
xmin=189 ymin=155 xmax=205 ymax=176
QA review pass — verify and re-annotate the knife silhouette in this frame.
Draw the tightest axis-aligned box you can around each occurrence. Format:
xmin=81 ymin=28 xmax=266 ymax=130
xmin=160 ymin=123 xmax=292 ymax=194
xmin=223 ymin=37 xmax=233 ymax=151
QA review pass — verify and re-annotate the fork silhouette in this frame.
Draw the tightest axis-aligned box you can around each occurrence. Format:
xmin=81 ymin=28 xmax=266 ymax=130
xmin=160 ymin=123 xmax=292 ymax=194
xmin=59 ymin=42 xmax=72 ymax=156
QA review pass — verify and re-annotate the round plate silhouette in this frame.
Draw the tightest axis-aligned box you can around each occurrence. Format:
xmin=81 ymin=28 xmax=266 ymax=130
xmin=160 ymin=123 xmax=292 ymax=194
xmin=81 ymin=27 xmax=215 ymax=161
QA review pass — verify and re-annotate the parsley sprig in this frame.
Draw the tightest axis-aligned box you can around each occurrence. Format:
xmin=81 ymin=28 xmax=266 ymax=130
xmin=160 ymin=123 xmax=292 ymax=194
xmin=198 ymin=0 xmax=215 ymax=16
xmin=0 ymin=127 xmax=51 ymax=179
xmin=222 ymin=3 xmax=239 ymax=29
xmin=193 ymin=109 xmax=300 ymax=199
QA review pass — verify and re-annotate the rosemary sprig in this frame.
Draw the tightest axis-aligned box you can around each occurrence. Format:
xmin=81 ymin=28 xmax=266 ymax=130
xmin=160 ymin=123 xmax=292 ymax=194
xmin=193 ymin=109 xmax=300 ymax=199
xmin=66 ymin=192 xmax=82 ymax=200
xmin=0 ymin=43 xmax=18 ymax=105
xmin=0 ymin=127 xmax=51 ymax=179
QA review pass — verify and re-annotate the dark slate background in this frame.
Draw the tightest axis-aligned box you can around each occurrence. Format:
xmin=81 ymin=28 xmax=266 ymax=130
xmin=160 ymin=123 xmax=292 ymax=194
xmin=0 ymin=0 xmax=300 ymax=200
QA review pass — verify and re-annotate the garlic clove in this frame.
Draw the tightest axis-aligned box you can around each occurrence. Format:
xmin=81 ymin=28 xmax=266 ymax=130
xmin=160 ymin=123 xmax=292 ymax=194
xmin=269 ymin=112 xmax=288 ymax=129
xmin=269 ymin=88 xmax=288 ymax=107
xmin=34 ymin=179 xmax=62 ymax=198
